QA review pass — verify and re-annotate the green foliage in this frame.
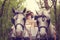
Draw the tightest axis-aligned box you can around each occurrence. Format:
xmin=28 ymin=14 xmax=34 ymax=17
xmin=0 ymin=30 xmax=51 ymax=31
xmin=0 ymin=0 xmax=25 ymax=40
xmin=50 ymin=5 xmax=60 ymax=38
xmin=50 ymin=8 xmax=55 ymax=25
xmin=56 ymin=5 xmax=60 ymax=34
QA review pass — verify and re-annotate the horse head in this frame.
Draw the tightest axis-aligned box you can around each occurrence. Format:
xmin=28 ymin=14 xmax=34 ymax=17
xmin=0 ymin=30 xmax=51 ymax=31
xmin=11 ymin=8 xmax=26 ymax=37
xmin=35 ymin=12 xmax=50 ymax=37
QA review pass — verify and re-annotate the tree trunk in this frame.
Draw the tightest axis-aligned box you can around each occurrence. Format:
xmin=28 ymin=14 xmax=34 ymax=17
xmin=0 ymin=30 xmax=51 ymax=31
xmin=0 ymin=0 xmax=7 ymax=39
xmin=0 ymin=0 xmax=7 ymax=17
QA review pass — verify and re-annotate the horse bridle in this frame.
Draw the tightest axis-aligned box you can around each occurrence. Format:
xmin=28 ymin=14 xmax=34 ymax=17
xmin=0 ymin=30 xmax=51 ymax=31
xmin=11 ymin=13 xmax=25 ymax=30
xmin=38 ymin=13 xmax=47 ymax=21
xmin=36 ymin=13 xmax=50 ymax=32
xmin=15 ymin=23 xmax=24 ymax=30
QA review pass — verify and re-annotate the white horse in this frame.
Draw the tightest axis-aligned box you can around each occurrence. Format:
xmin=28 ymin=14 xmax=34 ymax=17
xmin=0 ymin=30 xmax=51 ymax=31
xmin=10 ymin=8 xmax=26 ymax=39
xmin=35 ymin=12 xmax=51 ymax=40
xmin=35 ymin=11 xmax=56 ymax=40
